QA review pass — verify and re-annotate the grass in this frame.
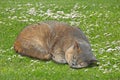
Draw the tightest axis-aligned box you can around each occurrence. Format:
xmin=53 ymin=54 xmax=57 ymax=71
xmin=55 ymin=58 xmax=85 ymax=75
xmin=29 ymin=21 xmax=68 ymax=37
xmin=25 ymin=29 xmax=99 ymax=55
xmin=0 ymin=0 xmax=120 ymax=80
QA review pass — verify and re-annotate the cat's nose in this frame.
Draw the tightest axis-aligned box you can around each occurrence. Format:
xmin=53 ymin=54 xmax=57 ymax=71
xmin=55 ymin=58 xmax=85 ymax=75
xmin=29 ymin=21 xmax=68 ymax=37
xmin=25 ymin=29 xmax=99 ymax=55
xmin=89 ymin=59 xmax=98 ymax=65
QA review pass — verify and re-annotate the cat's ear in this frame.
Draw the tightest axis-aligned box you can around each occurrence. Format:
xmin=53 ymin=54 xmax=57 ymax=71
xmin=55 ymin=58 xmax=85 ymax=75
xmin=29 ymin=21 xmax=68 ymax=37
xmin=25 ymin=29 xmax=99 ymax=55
xmin=73 ymin=41 xmax=79 ymax=49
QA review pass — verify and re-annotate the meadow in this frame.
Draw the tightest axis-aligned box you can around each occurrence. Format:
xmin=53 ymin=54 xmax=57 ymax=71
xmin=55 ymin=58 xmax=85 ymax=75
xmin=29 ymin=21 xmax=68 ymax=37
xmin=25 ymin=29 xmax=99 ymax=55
xmin=0 ymin=0 xmax=120 ymax=80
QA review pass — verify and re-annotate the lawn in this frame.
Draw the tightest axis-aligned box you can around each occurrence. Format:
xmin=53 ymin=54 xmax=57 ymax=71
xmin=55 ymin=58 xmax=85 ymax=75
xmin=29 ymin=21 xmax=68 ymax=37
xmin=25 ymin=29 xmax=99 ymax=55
xmin=0 ymin=0 xmax=120 ymax=80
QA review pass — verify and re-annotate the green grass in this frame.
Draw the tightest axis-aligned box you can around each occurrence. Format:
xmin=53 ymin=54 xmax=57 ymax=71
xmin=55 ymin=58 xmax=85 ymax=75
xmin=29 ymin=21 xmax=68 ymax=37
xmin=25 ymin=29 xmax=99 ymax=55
xmin=0 ymin=0 xmax=120 ymax=80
